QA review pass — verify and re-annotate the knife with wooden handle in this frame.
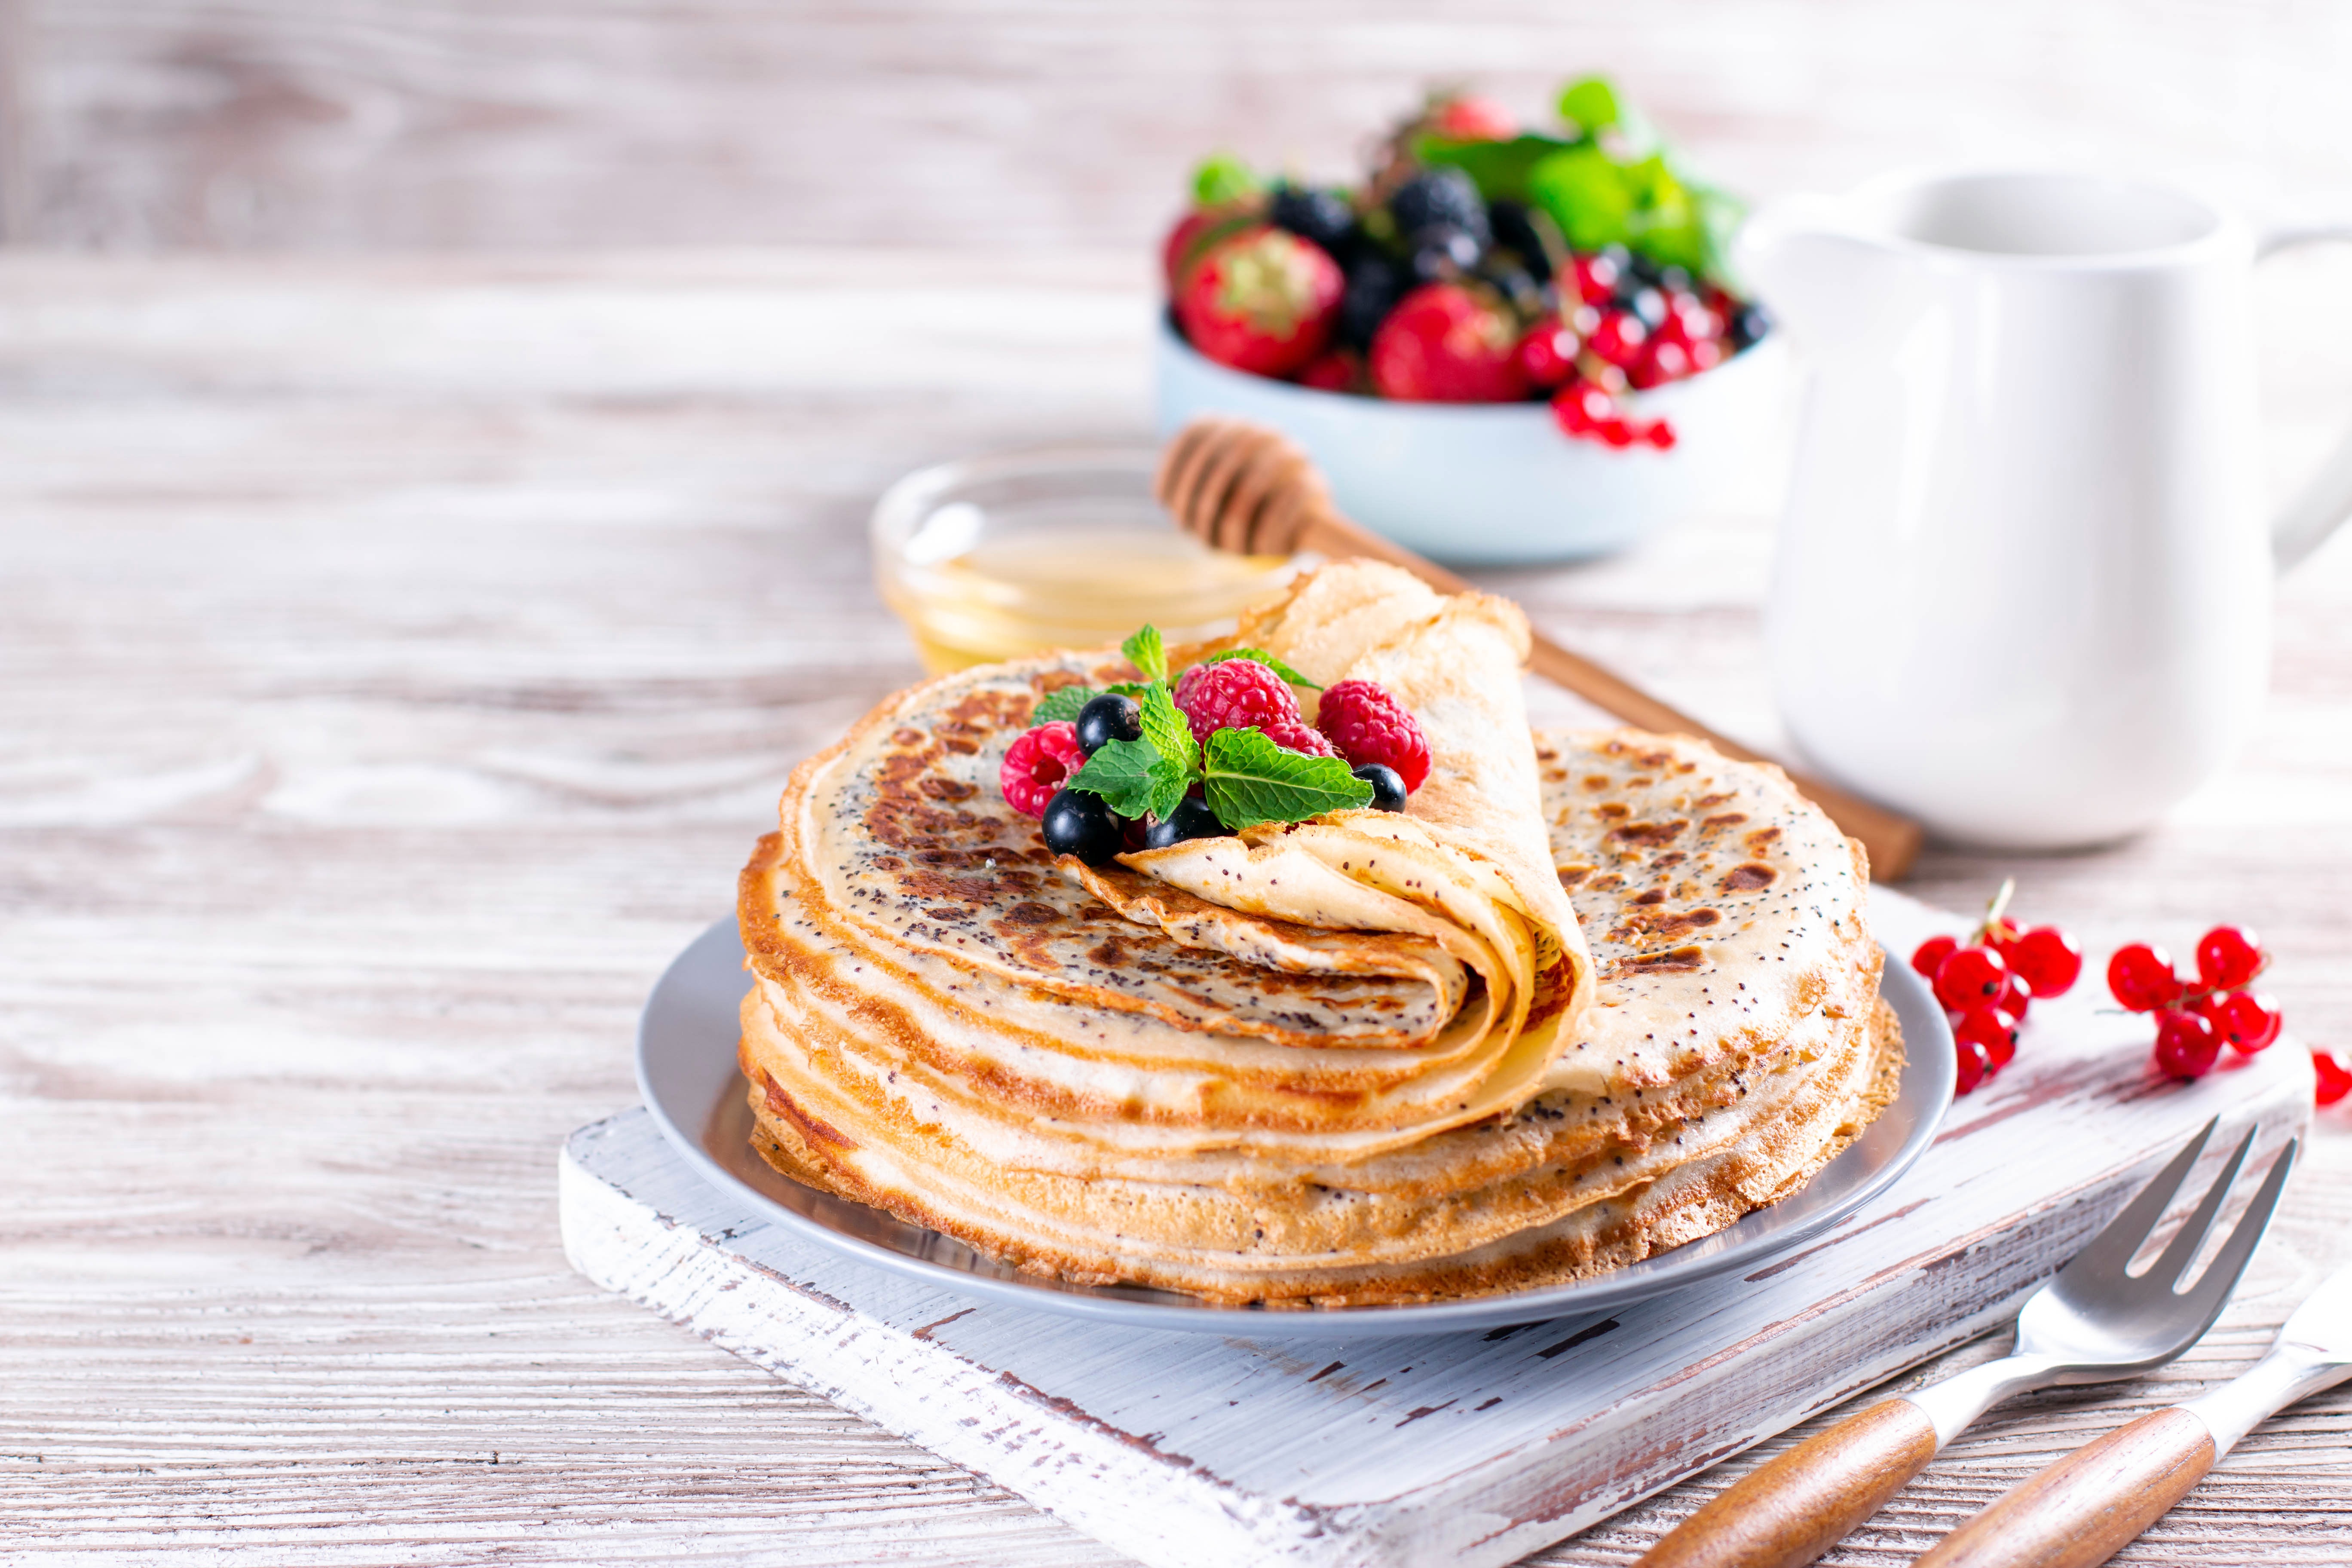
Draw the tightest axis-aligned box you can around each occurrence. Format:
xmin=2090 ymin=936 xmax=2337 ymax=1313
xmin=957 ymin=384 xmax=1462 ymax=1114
xmin=1914 ymin=1262 xmax=2352 ymax=1568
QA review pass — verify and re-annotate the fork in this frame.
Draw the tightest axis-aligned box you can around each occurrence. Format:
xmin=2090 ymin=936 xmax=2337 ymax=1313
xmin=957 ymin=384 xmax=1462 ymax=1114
xmin=1634 ymin=1118 xmax=2296 ymax=1568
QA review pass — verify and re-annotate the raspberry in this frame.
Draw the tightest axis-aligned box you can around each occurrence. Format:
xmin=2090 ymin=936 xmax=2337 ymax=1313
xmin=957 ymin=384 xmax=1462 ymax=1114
xmin=998 ymin=722 xmax=1087 ymax=818
xmin=1314 ymin=679 xmax=1431 ymax=791
xmin=1174 ymin=659 xmax=1301 ymax=747
xmin=1262 ymin=718 xmax=1337 ymax=758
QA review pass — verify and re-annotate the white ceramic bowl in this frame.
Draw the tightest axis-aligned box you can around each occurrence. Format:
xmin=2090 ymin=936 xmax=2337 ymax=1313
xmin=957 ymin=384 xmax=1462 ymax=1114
xmin=1152 ymin=316 xmax=1775 ymax=566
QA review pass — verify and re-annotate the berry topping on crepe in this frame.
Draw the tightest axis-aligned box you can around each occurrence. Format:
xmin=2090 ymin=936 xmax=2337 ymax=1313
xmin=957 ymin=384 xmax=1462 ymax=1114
xmin=1173 ymin=657 xmax=1302 ymax=747
xmin=999 ymin=721 xmax=1087 ymax=818
xmin=1316 ymin=678 xmax=1432 ymax=791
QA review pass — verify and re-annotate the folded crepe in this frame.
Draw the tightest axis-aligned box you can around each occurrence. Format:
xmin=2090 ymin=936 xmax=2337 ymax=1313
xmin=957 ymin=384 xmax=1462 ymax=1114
xmin=737 ymin=563 xmax=1900 ymax=1305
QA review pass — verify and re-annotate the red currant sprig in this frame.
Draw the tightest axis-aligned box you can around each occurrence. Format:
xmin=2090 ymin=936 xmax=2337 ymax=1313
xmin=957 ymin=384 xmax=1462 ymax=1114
xmin=2104 ymin=923 xmax=2290 ymax=1084
xmin=1909 ymin=879 xmax=2081 ymax=1097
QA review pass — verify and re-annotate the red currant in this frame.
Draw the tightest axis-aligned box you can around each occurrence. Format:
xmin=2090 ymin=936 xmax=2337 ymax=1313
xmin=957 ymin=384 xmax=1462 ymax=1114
xmin=1955 ymin=1005 xmax=2020 ymax=1070
xmin=1639 ymin=419 xmax=1676 ymax=450
xmin=1597 ymin=417 xmax=1636 ymax=448
xmin=2107 ymin=943 xmax=2183 ymax=1013
xmin=2195 ymin=925 xmax=2263 ymax=990
xmin=1995 ymin=971 xmax=2032 ymax=1021
xmin=1954 ymin=1037 xmax=1989 ymax=1095
xmin=1515 ymin=325 xmax=1580 ymax=389
xmin=1550 ymin=383 xmax=1620 ymax=438
xmin=1629 ymin=339 xmax=1690 ymax=389
xmin=1586 ymin=310 xmax=1648 ymax=369
xmin=1569 ymin=253 xmax=1622 ymax=306
xmin=2153 ymin=1008 xmax=2221 ymax=1080
xmin=2210 ymin=989 xmax=2282 ymax=1053
xmin=2315 ymin=1049 xmax=2352 ymax=1108
xmin=1932 ymin=945 xmax=2009 ymax=1012
xmin=2007 ymin=925 xmax=2082 ymax=997
xmin=1911 ymin=935 xmax=1959 ymax=978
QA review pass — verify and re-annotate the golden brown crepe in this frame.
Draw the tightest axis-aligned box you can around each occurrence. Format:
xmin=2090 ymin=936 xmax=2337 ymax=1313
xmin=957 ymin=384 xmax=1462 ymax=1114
xmin=733 ymin=565 xmax=1899 ymax=1305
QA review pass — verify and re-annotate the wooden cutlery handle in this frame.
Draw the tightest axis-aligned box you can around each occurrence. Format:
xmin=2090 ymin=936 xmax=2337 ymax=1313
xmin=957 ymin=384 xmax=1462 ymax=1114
xmin=1914 ymin=1407 xmax=2216 ymax=1568
xmin=1635 ymin=1398 xmax=1939 ymax=1568
xmin=1291 ymin=512 xmax=1925 ymax=880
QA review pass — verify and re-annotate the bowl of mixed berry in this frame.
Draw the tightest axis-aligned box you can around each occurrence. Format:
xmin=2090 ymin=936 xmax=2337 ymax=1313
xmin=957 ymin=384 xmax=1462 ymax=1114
xmin=1154 ymin=77 xmax=1776 ymax=565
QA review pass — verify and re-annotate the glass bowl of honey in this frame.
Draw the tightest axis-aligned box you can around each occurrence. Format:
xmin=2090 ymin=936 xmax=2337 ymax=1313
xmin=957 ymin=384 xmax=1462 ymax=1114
xmin=871 ymin=447 xmax=1298 ymax=674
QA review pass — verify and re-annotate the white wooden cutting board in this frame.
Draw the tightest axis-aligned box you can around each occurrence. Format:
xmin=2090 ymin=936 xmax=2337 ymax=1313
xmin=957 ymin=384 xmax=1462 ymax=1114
xmin=558 ymin=891 xmax=2313 ymax=1568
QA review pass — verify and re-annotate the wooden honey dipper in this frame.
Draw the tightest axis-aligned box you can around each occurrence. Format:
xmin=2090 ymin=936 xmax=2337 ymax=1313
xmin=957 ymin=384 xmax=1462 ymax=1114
xmin=1155 ymin=416 xmax=1924 ymax=881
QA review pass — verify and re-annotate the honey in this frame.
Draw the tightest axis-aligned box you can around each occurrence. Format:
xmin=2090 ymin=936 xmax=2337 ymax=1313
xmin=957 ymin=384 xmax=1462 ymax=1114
xmin=870 ymin=448 xmax=1297 ymax=675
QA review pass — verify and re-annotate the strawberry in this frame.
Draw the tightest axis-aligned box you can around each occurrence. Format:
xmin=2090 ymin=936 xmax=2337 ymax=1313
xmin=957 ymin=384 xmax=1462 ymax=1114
xmin=1175 ymin=227 xmax=1344 ymax=379
xmin=1161 ymin=205 xmax=1261 ymax=290
xmin=1427 ymin=95 xmax=1517 ymax=142
xmin=1295 ymin=348 xmax=1365 ymax=393
xmin=1369 ymin=283 xmax=1528 ymax=403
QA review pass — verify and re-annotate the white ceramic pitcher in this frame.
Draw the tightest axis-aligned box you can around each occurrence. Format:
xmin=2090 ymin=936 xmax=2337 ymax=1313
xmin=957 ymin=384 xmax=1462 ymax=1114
xmin=1739 ymin=170 xmax=2352 ymax=849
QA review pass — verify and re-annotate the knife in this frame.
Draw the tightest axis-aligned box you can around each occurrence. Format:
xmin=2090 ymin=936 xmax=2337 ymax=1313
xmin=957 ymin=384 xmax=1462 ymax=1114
xmin=1916 ymin=1262 xmax=2352 ymax=1568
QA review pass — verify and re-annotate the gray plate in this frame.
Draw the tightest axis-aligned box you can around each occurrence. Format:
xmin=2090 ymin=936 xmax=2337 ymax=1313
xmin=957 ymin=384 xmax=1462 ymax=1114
xmin=637 ymin=918 xmax=1954 ymax=1339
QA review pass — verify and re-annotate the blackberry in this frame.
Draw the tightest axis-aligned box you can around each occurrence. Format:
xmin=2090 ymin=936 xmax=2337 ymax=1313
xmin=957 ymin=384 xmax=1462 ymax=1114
xmin=1406 ymin=224 xmax=1482 ymax=284
xmin=1388 ymin=168 xmax=1490 ymax=247
xmin=1485 ymin=199 xmax=1553 ymax=281
xmin=1336 ymin=255 xmax=1407 ymax=351
xmin=1269 ymin=183 xmax=1359 ymax=259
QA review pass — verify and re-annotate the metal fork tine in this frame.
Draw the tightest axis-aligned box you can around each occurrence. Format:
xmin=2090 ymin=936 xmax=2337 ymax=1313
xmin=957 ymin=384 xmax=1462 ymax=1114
xmin=2180 ymin=1137 xmax=2297 ymax=1308
xmin=2062 ymin=1117 xmax=2217 ymax=1281
xmin=2149 ymin=1127 xmax=2256 ymax=1288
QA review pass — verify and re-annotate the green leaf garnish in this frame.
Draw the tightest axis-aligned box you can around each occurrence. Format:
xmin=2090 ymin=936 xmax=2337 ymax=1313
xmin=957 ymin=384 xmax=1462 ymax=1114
xmin=1201 ymin=727 xmax=1374 ymax=830
xmin=1121 ymin=624 xmax=1168 ymax=684
xmin=1068 ymin=737 xmax=1180 ymax=821
xmin=1030 ymin=686 xmax=1098 ymax=725
xmin=1557 ymin=76 xmax=1622 ymax=139
xmin=1136 ymin=681 xmax=1198 ymax=773
xmin=1190 ymin=153 xmax=1261 ymax=208
xmin=1201 ymin=648 xmax=1323 ymax=690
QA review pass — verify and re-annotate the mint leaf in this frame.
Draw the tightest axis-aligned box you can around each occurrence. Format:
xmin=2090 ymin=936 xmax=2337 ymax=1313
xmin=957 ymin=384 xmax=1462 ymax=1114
xmin=1121 ymin=624 xmax=1168 ymax=685
xmin=1031 ymin=686 xmax=1099 ymax=725
xmin=1136 ymin=681 xmax=1198 ymax=773
xmin=1105 ymin=680 xmax=1155 ymax=701
xmin=1202 ymin=727 xmax=1374 ymax=830
xmin=1068 ymin=737 xmax=1172 ymax=820
xmin=1558 ymin=77 xmax=1621 ymax=139
xmin=1191 ymin=153 xmax=1261 ymax=208
xmin=1203 ymin=648 xmax=1323 ymax=690
xmin=1528 ymin=144 xmax=1635 ymax=253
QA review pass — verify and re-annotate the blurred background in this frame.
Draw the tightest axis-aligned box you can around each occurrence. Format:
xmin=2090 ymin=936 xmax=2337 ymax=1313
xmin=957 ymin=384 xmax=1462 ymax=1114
xmin=4 ymin=0 xmax=2350 ymax=253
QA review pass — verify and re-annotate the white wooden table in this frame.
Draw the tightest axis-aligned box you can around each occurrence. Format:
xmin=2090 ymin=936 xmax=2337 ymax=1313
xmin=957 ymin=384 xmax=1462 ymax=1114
xmin=4 ymin=251 xmax=2351 ymax=1563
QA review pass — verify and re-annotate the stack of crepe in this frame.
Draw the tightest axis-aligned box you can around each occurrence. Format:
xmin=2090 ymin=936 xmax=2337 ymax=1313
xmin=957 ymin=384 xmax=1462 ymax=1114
xmin=737 ymin=561 xmax=1901 ymax=1305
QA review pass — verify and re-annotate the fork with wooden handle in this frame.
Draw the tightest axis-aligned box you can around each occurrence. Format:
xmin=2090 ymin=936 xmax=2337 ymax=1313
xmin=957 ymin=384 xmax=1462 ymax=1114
xmin=1913 ymin=1257 xmax=2352 ymax=1568
xmin=1153 ymin=416 xmax=1924 ymax=880
xmin=1632 ymin=1120 xmax=2294 ymax=1568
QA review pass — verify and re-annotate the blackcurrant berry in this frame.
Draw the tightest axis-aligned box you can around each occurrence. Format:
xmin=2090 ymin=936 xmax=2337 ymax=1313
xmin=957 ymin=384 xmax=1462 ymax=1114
xmin=1144 ymin=795 xmax=1228 ymax=849
xmin=1485 ymin=200 xmax=1553 ymax=281
xmin=1727 ymin=303 xmax=1771 ymax=349
xmin=1623 ymin=286 xmax=1668 ymax=329
xmin=1041 ymin=788 xmax=1121 ymax=865
xmin=1074 ymin=692 xmax=1141 ymax=754
xmin=1353 ymin=763 xmax=1409 ymax=812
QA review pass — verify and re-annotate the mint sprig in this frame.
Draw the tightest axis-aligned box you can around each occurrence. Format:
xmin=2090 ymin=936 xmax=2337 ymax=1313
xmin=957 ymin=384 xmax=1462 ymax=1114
xmin=1068 ymin=737 xmax=1191 ymax=821
xmin=1201 ymin=727 xmax=1373 ymax=830
xmin=1041 ymin=622 xmax=1372 ymax=836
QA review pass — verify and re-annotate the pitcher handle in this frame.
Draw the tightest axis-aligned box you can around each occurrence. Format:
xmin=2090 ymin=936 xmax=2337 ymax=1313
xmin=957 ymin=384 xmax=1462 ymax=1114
xmin=2259 ymin=224 xmax=2352 ymax=572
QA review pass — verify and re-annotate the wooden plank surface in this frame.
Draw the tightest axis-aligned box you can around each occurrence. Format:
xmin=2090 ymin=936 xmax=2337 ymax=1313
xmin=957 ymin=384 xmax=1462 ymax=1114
xmin=2 ymin=251 xmax=2351 ymax=1564
xmin=3 ymin=1 xmax=2352 ymax=251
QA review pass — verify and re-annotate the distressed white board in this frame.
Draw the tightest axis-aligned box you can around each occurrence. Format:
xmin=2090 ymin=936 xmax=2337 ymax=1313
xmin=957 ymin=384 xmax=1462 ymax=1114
xmin=560 ymin=892 xmax=2313 ymax=1568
